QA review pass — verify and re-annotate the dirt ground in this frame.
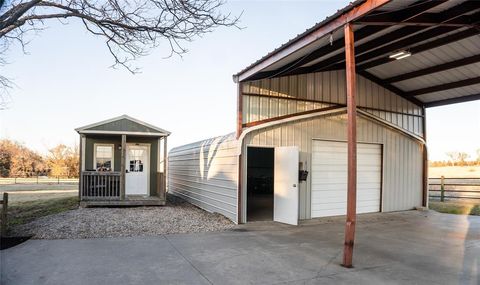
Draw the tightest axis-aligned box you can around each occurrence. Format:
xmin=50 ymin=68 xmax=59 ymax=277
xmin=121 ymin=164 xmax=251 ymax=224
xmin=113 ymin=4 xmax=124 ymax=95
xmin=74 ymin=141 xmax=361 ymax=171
xmin=11 ymin=195 xmax=234 ymax=239
xmin=1 ymin=183 xmax=233 ymax=239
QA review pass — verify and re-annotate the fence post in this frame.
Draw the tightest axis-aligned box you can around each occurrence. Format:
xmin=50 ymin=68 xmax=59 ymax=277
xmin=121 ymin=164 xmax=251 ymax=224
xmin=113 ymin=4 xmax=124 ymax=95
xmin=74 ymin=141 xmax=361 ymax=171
xmin=37 ymin=174 xmax=39 ymax=184
xmin=58 ymin=176 xmax=60 ymax=184
xmin=1 ymin=192 xmax=8 ymax=237
xmin=14 ymin=177 xmax=17 ymax=184
xmin=440 ymin=175 xmax=445 ymax=202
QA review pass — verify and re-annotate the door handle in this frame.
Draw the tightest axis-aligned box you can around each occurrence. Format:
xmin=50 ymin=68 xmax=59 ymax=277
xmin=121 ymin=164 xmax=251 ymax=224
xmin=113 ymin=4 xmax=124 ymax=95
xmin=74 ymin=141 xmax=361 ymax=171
xmin=293 ymin=184 xmax=297 ymax=187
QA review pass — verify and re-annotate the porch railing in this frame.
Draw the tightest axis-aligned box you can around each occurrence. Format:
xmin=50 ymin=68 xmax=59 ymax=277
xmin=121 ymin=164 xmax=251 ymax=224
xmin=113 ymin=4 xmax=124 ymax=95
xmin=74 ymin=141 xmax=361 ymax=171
xmin=81 ymin=171 xmax=121 ymax=200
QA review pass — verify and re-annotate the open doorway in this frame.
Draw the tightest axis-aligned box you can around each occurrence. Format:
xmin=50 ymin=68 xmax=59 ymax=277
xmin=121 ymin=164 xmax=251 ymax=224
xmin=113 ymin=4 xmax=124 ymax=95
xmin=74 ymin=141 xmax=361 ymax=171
xmin=247 ymin=147 xmax=274 ymax=221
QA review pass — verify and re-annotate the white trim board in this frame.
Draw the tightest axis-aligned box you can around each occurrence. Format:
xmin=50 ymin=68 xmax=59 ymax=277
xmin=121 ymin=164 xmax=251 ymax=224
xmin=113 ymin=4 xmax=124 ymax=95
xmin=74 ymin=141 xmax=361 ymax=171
xmin=78 ymin=130 xmax=168 ymax=136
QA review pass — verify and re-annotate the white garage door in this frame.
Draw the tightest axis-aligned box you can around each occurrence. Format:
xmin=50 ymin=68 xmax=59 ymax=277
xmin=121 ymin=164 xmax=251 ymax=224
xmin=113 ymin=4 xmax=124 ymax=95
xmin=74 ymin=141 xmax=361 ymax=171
xmin=311 ymin=140 xmax=382 ymax=218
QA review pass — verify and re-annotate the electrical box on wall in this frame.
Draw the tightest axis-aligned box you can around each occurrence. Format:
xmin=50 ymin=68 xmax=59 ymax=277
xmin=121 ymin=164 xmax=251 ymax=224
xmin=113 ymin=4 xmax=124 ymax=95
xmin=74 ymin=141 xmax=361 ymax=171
xmin=299 ymin=170 xmax=309 ymax=181
xmin=299 ymin=162 xmax=308 ymax=181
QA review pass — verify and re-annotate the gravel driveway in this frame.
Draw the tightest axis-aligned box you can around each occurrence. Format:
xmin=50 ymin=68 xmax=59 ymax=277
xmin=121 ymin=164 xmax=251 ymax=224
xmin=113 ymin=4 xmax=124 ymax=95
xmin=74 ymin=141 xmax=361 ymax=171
xmin=11 ymin=195 xmax=234 ymax=239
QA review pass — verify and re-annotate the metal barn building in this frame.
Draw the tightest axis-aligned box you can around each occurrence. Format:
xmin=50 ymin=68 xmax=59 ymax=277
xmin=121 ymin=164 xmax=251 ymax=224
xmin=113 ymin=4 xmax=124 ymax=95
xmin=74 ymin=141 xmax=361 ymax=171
xmin=168 ymin=0 xmax=480 ymax=230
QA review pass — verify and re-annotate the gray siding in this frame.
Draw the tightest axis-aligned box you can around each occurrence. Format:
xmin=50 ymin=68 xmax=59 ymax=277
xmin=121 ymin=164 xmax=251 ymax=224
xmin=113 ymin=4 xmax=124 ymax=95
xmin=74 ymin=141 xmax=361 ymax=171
xmin=242 ymin=112 xmax=423 ymax=221
xmin=242 ymin=71 xmax=424 ymax=138
xmin=168 ymin=133 xmax=238 ymax=222
xmin=85 ymin=135 xmax=159 ymax=196
xmin=88 ymin=118 xmax=160 ymax=133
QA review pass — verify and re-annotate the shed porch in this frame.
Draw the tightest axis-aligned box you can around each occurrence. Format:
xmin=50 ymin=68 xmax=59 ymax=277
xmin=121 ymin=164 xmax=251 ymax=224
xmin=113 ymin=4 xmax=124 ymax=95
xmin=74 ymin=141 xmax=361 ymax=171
xmin=76 ymin=115 xmax=170 ymax=207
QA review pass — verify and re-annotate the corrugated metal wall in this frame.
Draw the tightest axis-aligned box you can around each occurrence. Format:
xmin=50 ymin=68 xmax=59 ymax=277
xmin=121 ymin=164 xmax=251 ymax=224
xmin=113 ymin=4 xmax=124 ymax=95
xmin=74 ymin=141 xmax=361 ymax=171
xmin=242 ymin=71 xmax=424 ymax=138
xmin=242 ymin=113 xmax=424 ymax=221
xmin=168 ymin=70 xmax=425 ymax=223
xmin=168 ymin=133 xmax=238 ymax=222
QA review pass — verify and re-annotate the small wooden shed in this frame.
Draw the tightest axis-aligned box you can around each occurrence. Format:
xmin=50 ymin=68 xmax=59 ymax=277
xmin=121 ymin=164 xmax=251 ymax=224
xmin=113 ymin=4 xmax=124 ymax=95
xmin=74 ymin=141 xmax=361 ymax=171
xmin=75 ymin=115 xmax=170 ymax=206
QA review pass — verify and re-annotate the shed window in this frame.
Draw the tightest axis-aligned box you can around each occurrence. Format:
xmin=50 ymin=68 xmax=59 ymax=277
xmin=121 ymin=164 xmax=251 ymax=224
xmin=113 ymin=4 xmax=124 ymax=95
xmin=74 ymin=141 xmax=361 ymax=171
xmin=129 ymin=149 xmax=145 ymax=172
xmin=95 ymin=144 xmax=114 ymax=171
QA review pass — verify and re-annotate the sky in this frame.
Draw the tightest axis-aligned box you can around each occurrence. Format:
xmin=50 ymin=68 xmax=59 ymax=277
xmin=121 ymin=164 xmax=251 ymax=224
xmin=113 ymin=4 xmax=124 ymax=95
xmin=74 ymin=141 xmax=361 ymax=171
xmin=1 ymin=0 xmax=479 ymax=161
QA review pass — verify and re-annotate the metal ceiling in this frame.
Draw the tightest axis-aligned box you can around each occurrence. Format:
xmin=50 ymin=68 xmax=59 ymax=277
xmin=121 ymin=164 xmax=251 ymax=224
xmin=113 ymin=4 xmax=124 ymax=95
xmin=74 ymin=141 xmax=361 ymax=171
xmin=234 ymin=0 xmax=480 ymax=108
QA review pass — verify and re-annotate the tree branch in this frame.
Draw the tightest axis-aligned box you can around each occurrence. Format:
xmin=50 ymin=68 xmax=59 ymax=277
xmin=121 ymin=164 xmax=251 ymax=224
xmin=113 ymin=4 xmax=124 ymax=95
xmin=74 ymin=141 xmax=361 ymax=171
xmin=0 ymin=0 xmax=242 ymax=99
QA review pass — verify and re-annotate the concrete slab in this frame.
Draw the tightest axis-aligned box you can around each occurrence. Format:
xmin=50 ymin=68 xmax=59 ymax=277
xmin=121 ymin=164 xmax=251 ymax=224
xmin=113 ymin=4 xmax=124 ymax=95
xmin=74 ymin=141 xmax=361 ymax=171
xmin=1 ymin=210 xmax=479 ymax=285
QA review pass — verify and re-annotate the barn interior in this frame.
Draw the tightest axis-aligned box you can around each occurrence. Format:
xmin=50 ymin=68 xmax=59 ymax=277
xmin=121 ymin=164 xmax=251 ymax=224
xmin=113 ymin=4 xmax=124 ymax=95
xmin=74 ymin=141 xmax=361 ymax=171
xmin=247 ymin=147 xmax=275 ymax=221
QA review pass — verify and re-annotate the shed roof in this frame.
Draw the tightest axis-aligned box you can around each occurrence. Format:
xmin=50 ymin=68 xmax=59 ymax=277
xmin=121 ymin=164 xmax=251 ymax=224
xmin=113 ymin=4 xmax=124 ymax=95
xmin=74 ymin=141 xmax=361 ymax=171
xmin=75 ymin=115 xmax=170 ymax=136
xmin=233 ymin=0 xmax=480 ymax=108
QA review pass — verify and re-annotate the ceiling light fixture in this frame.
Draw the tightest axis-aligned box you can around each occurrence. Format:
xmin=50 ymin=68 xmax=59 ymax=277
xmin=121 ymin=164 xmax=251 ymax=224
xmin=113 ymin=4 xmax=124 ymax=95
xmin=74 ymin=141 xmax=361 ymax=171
xmin=389 ymin=50 xmax=412 ymax=60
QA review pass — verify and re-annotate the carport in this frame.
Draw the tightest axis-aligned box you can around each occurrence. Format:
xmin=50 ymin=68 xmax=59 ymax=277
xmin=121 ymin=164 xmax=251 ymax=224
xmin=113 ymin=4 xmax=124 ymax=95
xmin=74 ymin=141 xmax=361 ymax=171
xmin=233 ymin=0 xmax=480 ymax=267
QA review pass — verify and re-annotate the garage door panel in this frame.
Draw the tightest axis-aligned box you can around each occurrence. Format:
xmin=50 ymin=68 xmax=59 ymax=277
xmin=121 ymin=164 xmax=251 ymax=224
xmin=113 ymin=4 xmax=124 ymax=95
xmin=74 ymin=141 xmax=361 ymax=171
xmin=312 ymin=176 xmax=348 ymax=183
xmin=312 ymin=158 xmax=347 ymax=163
xmin=312 ymin=209 xmax=346 ymax=217
xmin=356 ymin=190 xmax=380 ymax=197
xmin=311 ymin=184 xmax=347 ymax=191
xmin=312 ymin=197 xmax=348 ymax=204
xmin=311 ymin=164 xmax=347 ymax=170
xmin=358 ymin=178 xmax=381 ymax=184
xmin=312 ymin=202 xmax=348 ymax=210
xmin=311 ymin=140 xmax=382 ymax=218
xmin=357 ymin=164 xmax=381 ymax=169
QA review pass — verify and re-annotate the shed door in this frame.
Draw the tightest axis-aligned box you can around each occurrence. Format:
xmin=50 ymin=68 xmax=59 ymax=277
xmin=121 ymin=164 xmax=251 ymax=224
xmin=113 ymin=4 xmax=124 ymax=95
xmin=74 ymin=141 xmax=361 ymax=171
xmin=274 ymin=146 xmax=299 ymax=225
xmin=311 ymin=140 xmax=381 ymax=218
xmin=126 ymin=144 xmax=149 ymax=196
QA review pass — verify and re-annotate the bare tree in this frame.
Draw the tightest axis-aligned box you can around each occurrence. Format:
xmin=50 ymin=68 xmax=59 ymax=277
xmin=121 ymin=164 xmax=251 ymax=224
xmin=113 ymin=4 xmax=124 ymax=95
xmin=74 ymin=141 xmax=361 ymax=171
xmin=0 ymin=0 xmax=241 ymax=106
xmin=445 ymin=151 xmax=458 ymax=166
xmin=445 ymin=151 xmax=471 ymax=166
xmin=456 ymin=152 xmax=469 ymax=166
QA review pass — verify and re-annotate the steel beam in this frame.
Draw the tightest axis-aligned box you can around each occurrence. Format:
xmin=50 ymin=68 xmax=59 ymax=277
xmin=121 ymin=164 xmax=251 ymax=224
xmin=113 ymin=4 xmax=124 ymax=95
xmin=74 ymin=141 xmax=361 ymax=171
xmin=343 ymin=23 xmax=357 ymax=268
xmin=233 ymin=0 xmax=392 ymax=82
xmin=407 ymin=77 xmax=480 ymax=97
xmin=425 ymin=93 xmax=480 ymax=107
xmin=384 ymin=54 xmax=480 ymax=83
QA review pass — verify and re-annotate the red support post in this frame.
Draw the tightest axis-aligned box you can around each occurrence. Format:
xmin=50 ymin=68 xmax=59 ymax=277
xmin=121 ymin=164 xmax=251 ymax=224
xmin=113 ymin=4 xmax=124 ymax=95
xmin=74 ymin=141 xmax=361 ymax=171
xmin=343 ymin=23 xmax=357 ymax=268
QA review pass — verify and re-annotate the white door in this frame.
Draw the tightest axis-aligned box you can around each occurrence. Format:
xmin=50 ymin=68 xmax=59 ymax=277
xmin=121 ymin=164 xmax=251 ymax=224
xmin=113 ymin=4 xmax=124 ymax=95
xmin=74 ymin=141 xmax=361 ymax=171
xmin=274 ymin=146 xmax=299 ymax=225
xmin=126 ymin=144 xmax=149 ymax=196
xmin=311 ymin=140 xmax=382 ymax=218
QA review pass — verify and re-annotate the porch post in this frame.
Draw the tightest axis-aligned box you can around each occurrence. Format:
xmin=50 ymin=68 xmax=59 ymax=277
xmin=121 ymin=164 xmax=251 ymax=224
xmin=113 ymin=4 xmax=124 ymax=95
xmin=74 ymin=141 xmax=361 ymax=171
xmin=343 ymin=23 xmax=357 ymax=268
xmin=163 ymin=136 xmax=167 ymax=197
xmin=78 ymin=134 xmax=84 ymax=201
xmin=120 ymin=134 xmax=126 ymax=200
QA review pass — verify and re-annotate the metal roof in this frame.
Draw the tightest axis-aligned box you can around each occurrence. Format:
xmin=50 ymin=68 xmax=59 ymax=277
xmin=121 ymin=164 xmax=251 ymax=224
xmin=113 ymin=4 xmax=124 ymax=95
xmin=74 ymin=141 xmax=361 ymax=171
xmin=233 ymin=0 xmax=480 ymax=108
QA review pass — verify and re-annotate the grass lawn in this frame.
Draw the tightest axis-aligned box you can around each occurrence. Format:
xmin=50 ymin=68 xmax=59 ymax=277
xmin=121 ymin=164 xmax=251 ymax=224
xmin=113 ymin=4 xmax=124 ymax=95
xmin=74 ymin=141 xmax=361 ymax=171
xmin=429 ymin=201 xmax=480 ymax=216
xmin=0 ymin=183 xmax=79 ymax=232
xmin=7 ymin=196 xmax=79 ymax=229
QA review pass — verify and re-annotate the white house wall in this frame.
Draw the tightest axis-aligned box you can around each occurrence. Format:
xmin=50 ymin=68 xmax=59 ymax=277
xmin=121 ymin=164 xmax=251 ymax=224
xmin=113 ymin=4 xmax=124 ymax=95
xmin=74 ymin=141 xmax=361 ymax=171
xmin=242 ymin=113 xmax=424 ymax=221
xmin=168 ymin=133 xmax=238 ymax=222
xmin=242 ymin=71 xmax=424 ymax=138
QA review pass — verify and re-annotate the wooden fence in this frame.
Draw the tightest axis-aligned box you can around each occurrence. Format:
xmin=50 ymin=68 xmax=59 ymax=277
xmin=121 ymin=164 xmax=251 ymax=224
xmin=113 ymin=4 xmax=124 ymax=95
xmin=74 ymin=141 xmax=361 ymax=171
xmin=0 ymin=176 xmax=79 ymax=185
xmin=429 ymin=177 xmax=480 ymax=202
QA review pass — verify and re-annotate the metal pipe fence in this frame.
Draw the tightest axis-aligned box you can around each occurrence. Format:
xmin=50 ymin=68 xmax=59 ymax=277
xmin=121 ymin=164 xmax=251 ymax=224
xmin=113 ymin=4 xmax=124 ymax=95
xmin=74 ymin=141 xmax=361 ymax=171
xmin=429 ymin=177 xmax=480 ymax=202
xmin=0 ymin=176 xmax=79 ymax=185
